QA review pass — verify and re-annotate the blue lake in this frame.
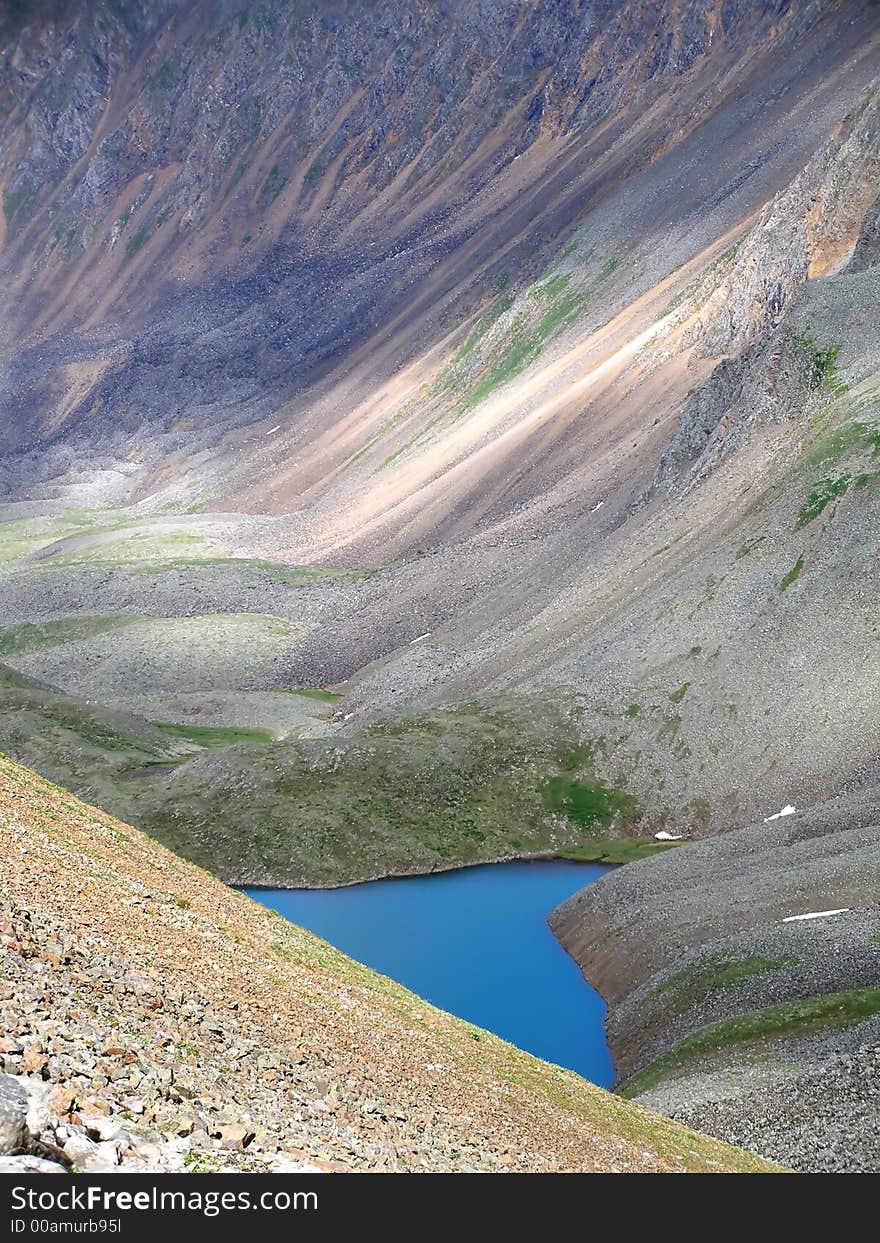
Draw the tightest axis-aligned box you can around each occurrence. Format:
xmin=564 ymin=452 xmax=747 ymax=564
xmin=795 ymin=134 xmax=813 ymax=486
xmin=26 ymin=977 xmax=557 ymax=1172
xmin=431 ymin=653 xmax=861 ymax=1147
xmin=246 ymin=860 xmax=614 ymax=1087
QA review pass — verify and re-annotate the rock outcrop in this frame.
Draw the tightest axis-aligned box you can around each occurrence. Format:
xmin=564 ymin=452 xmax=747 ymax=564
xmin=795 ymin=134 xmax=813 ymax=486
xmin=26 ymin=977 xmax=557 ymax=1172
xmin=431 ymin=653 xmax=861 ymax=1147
xmin=0 ymin=1073 xmax=29 ymax=1156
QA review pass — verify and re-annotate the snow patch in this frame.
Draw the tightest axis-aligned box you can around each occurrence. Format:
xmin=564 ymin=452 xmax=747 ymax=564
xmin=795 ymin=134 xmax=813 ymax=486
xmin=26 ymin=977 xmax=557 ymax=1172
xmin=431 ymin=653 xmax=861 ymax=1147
xmin=764 ymin=804 xmax=797 ymax=822
xmin=782 ymin=908 xmax=849 ymax=923
xmin=653 ymin=830 xmax=684 ymax=841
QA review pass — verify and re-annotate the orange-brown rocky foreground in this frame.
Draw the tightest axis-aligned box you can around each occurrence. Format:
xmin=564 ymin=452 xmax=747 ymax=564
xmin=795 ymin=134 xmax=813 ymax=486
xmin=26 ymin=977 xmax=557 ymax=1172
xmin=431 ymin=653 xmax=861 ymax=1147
xmin=0 ymin=753 xmax=773 ymax=1174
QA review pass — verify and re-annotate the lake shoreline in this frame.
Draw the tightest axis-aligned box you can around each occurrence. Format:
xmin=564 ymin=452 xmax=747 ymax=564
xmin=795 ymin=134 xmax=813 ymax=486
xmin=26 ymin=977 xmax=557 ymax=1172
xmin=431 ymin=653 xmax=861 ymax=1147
xmin=238 ymin=849 xmax=585 ymax=892
xmin=246 ymin=858 xmax=617 ymax=1086
xmin=230 ymin=837 xmax=679 ymax=890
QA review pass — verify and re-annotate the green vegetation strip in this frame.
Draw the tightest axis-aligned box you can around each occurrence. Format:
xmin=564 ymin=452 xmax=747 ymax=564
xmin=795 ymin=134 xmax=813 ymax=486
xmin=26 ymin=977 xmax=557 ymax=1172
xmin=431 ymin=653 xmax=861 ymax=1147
xmin=559 ymin=838 xmax=682 ymax=865
xmin=797 ymin=475 xmax=850 ymax=528
xmin=650 ymin=953 xmax=796 ymax=1008
xmin=288 ymin=687 xmax=342 ymax=703
xmin=779 ymin=555 xmax=804 ymax=592
xmin=807 ymin=418 xmax=880 ymax=468
xmin=622 ymin=985 xmax=880 ymax=1099
xmin=796 ymin=336 xmax=847 ymax=396
xmin=150 ymin=722 xmax=277 ymax=747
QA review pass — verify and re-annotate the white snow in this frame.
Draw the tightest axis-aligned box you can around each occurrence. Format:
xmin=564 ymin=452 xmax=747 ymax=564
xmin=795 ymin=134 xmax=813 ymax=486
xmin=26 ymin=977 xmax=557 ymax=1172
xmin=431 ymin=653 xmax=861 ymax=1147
xmin=782 ymin=908 xmax=850 ymax=923
xmin=590 ymin=500 xmax=605 ymax=513
xmin=410 ymin=632 xmax=431 ymax=644
xmin=266 ymin=425 xmax=281 ymax=435
xmin=653 ymin=830 xmax=684 ymax=841
xmin=764 ymin=804 xmax=797 ymax=822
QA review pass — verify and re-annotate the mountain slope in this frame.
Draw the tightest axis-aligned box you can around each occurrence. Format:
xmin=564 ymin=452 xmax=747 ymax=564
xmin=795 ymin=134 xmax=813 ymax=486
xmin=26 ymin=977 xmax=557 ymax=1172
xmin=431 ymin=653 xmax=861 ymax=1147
xmin=1 ymin=3 xmax=879 ymax=881
xmin=550 ymin=781 xmax=880 ymax=1171
xmin=0 ymin=752 xmax=772 ymax=1172
xmin=3 ymin=0 xmax=879 ymax=1177
xmin=1 ymin=0 xmax=876 ymax=516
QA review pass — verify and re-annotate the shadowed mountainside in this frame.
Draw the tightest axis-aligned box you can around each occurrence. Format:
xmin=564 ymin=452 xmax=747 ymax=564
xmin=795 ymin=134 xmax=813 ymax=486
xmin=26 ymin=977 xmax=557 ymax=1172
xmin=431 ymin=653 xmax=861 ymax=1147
xmin=1 ymin=1 xmax=879 ymax=878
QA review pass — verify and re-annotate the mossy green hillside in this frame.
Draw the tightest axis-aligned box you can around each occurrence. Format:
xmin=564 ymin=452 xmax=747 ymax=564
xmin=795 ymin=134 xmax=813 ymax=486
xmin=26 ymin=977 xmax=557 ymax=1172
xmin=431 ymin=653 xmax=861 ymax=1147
xmin=0 ymin=679 xmax=641 ymax=886
xmin=779 ymin=555 xmax=804 ymax=592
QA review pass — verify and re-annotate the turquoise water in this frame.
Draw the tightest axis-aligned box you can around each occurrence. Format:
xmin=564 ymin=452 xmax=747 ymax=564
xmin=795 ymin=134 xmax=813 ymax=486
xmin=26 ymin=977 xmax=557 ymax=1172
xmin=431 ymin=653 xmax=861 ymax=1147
xmin=246 ymin=860 xmax=614 ymax=1087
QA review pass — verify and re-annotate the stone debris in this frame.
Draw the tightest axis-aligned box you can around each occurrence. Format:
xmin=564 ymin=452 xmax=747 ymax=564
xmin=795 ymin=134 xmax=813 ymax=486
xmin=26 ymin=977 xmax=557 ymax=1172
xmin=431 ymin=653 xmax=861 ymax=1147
xmin=0 ymin=1073 xmax=28 ymax=1155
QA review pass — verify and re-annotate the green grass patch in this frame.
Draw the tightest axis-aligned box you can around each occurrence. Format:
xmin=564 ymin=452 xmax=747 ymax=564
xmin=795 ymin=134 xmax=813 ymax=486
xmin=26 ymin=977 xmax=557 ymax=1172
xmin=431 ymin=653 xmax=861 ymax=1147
xmin=559 ymin=837 xmax=681 ymax=865
xmin=651 ymin=953 xmax=796 ymax=1005
xmin=150 ymin=722 xmax=277 ymax=747
xmin=796 ymin=475 xmax=850 ymax=527
xmin=538 ymin=273 xmax=572 ymax=300
xmin=623 ymin=984 xmax=880 ymax=1098
xmin=37 ymin=532 xmax=209 ymax=567
xmin=855 ymin=469 xmax=880 ymax=490
xmin=0 ymin=536 xmax=47 ymax=563
xmin=16 ymin=532 xmax=374 ymax=582
xmin=796 ymin=336 xmax=847 ymax=396
xmin=806 ymin=419 xmax=880 ymax=468
xmin=288 ymin=687 xmax=342 ymax=703
xmin=540 ymin=774 xmax=636 ymax=831
xmin=456 ymin=271 xmax=597 ymax=412
xmin=452 ymin=293 xmax=515 ymax=366
xmin=460 ymin=318 xmax=545 ymax=411
xmin=779 ymin=555 xmax=805 ymax=592
xmin=37 ymin=707 xmax=149 ymax=756
xmin=0 ymin=615 xmax=139 ymax=658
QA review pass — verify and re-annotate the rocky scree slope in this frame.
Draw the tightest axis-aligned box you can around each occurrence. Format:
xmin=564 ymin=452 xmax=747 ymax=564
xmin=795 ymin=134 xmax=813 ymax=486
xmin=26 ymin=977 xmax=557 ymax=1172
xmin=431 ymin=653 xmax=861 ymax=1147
xmin=550 ymin=782 xmax=880 ymax=1172
xmin=0 ymin=753 xmax=772 ymax=1173
xmin=0 ymin=1 xmax=873 ymax=492
xmin=545 ymin=149 xmax=880 ymax=1173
